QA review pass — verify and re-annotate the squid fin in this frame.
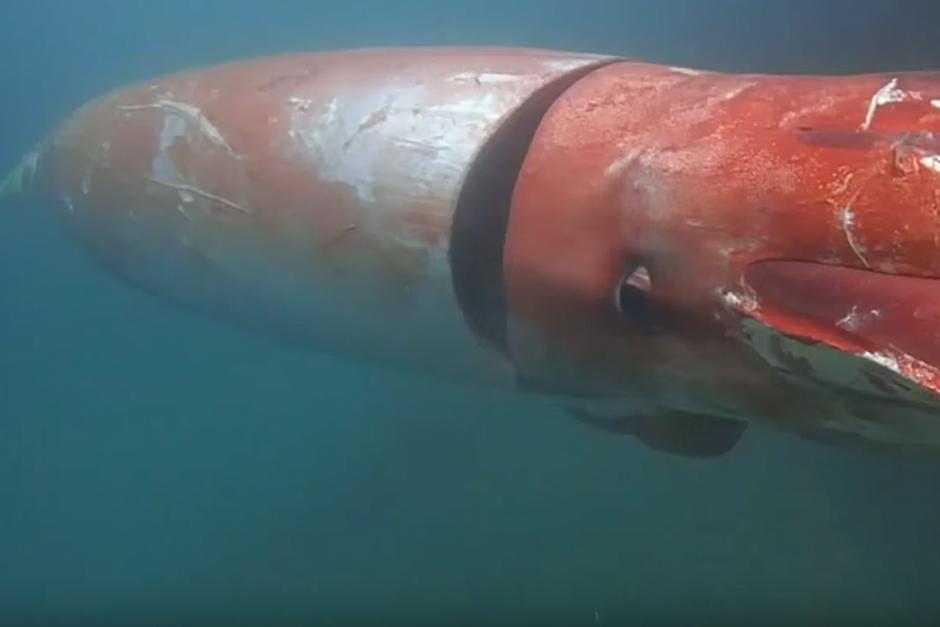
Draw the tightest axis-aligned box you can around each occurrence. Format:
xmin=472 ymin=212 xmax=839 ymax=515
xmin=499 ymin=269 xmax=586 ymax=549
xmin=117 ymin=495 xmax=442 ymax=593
xmin=569 ymin=407 xmax=746 ymax=458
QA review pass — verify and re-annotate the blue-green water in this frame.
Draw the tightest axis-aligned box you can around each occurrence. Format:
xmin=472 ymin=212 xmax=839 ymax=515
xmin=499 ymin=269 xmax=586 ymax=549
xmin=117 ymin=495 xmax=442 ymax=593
xmin=3 ymin=2 xmax=940 ymax=625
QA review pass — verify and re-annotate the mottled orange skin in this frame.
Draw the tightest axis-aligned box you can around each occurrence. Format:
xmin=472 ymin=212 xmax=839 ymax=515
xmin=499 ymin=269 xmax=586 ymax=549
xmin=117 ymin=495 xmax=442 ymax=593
xmin=505 ymin=62 xmax=940 ymax=447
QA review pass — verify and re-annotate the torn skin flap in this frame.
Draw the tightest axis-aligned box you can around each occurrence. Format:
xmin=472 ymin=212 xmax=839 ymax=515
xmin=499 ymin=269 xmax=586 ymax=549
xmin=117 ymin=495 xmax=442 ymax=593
xmin=743 ymin=260 xmax=940 ymax=371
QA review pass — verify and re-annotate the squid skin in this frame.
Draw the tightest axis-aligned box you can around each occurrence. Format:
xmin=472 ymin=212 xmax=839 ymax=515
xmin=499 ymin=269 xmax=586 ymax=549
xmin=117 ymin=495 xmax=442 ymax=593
xmin=7 ymin=47 xmax=940 ymax=459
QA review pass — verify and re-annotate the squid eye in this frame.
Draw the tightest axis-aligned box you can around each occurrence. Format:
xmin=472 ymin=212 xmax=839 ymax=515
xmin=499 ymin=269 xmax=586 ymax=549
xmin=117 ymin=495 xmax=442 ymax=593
xmin=614 ymin=263 xmax=666 ymax=332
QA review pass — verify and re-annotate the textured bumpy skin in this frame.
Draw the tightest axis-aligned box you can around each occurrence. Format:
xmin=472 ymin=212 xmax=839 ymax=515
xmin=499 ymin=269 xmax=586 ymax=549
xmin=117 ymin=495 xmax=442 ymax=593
xmin=9 ymin=47 xmax=940 ymax=457
xmin=504 ymin=61 xmax=940 ymax=453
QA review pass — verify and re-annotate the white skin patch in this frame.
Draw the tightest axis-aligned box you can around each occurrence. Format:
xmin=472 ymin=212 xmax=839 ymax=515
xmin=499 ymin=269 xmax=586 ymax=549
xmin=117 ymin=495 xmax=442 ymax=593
xmin=121 ymin=99 xmax=250 ymax=215
xmin=720 ymin=290 xmax=758 ymax=313
xmin=288 ymin=97 xmax=313 ymax=112
xmin=449 ymin=72 xmax=520 ymax=84
xmin=835 ymin=306 xmax=881 ymax=332
xmin=152 ymin=114 xmax=187 ymax=183
xmin=861 ymin=350 xmax=901 ymax=374
xmin=920 ymin=155 xmax=940 ymax=173
xmin=289 ymin=85 xmax=507 ymax=205
xmin=121 ymin=100 xmax=237 ymax=155
xmin=840 ymin=206 xmax=870 ymax=267
xmin=861 ymin=78 xmax=923 ymax=131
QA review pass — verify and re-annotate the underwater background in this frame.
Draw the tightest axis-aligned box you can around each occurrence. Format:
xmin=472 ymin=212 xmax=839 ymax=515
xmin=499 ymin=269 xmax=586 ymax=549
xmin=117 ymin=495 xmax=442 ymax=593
xmin=3 ymin=1 xmax=940 ymax=625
